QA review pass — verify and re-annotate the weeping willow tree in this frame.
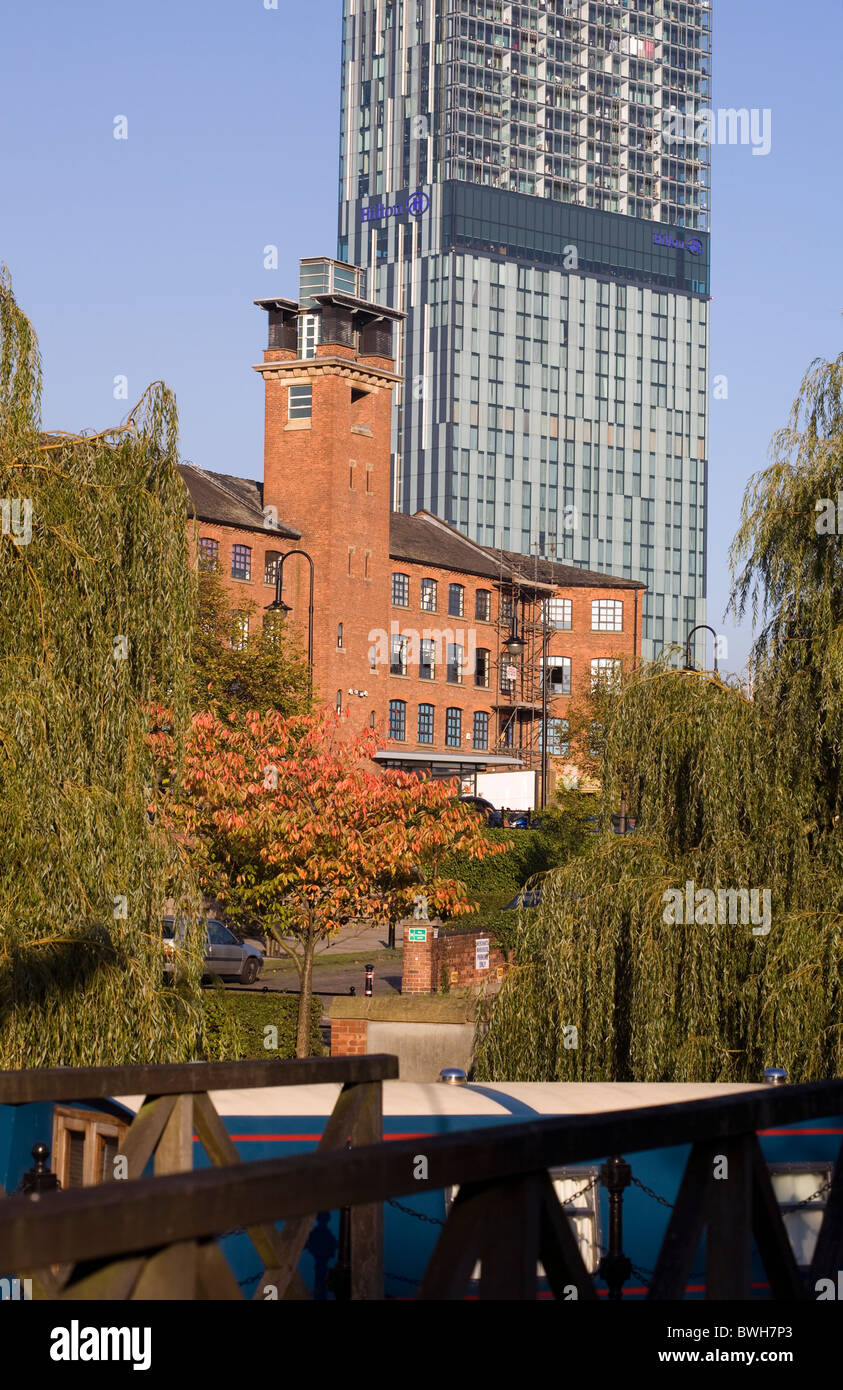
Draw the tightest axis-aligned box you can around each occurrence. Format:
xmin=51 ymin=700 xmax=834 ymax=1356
xmin=0 ymin=270 xmax=206 ymax=1066
xmin=477 ymin=348 xmax=843 ymax=1083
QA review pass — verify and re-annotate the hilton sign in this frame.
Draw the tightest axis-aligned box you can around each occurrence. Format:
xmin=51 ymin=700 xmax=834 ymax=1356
xmin=361 ymin=190 xmax=430 ymax=223
xmin=653 ymin=231 xmax=704 ymax=256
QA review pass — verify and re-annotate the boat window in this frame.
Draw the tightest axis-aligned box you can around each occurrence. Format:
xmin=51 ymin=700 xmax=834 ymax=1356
xmin=52 ymin=1107 xmax=129 ymax=1188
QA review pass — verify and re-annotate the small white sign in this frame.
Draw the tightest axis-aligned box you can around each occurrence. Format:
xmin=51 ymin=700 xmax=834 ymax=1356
xmin=475 ymin=937 xmax=490 ymax=971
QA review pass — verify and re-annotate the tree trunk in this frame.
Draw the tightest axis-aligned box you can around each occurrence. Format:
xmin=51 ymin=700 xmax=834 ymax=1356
xmin=296 ymin=930 xmax=317 ymax=1059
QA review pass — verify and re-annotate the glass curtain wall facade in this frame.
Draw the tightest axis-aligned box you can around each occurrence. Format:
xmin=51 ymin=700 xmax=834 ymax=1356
xmin=338 ymin=0 xmax=712 ymax=658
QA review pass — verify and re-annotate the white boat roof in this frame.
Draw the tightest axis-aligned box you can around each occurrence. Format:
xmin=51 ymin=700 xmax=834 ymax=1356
xmin=114 ymin=1081 xmax=766 ymax=1119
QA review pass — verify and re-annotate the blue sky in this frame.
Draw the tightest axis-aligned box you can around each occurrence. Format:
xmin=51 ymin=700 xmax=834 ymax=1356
xmin=1 ymin=0 xmax=840 ymax=676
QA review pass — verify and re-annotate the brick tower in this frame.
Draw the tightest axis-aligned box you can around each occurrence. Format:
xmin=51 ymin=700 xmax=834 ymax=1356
xmin=254 ymin=278 xmax=405 ymax=717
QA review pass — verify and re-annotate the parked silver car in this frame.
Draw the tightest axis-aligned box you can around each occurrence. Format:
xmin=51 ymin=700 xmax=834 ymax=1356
xmin=162 ymin=917 xmax=263 ymax=986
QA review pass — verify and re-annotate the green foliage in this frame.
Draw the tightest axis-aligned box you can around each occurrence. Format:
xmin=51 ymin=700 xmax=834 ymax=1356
xmin=0 ymin=271 xmax=204 ymax=1067
xmin=440 ymin=828 xmax=537 ymax=898
xmin=442 ymin=793 xmax=597 ymax=954
xmin=477 ymin=348 xmax=843 ymax=1084
xmin=201 ymin=984 xmax=323 ymax=1059
xmin=191 ymin=565 xmax=311 ymax=717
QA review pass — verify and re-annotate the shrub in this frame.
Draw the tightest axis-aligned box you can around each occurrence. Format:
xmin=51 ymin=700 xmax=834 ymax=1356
xmin=200 ymin=985 xmax=323 ymax=1059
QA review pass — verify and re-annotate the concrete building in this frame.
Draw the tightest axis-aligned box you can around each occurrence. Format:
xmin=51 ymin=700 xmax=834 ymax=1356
xmin=337 ymin=0 xmax=711 ymax=661
xmin=180 ymin=261 xmax=644 ymax=787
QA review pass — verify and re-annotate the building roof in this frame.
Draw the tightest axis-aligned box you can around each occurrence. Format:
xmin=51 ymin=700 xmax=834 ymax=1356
xmin=389 ymin=510 xmax=645 ymax=592
xmin=389 ymin=511 xmax=509 ymax=580
xmin=179 ymin=465 xmax=300 ymax=539
xmin=496 ymin=549 xmax=646 ymax=592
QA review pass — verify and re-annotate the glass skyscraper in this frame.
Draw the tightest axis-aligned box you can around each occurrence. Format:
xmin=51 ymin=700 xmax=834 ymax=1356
xmin=338 ymin=0 xmax=711 ymax=659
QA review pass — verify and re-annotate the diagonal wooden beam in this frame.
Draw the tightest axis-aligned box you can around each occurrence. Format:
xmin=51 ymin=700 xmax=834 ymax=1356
xmin=20 ymin=1265 xmax=74 ymax=1299
xmin=648 ymin=1140 xmax=717 ymax=1300
xmin=196 ymin=1082 xmax=379 ymax=1302
xmin=57 ymin=1256 xmax=146 ymax=1301
xmin=129 ymin=1241 xmax=199 ymax=1300
xmin=749 ymin=1136 xmax=805 ymax=1300
xmin=118 ymin=1095 xmax=179 ymax=1179
xmin=538 ymin=1172 xmax=598 ymax=1301
xmin=418 ymin=1182 xmax=501 ymax=1299
xmin=154 ymin=1094 xmax=193 ymax=1175
xmin=196 ymin=1240 xmax=245 ymax=1300
xmin=193 ymin=1090 xmax=312 ymax=1301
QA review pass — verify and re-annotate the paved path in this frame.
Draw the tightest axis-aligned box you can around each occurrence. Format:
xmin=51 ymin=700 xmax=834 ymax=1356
xmin=244 ymin=920 xmax=410 ymax=959
xmin=229 ymin=954 xmax=402 ymax=999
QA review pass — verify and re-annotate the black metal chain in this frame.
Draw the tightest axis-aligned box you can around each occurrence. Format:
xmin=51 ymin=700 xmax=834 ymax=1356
xmin=784 ymin=1176 xmax=832 ymax=1210
xmin=387 ymin=1197 xmax=445 ymax=1225
xmin=630 ymin=1175 xmax=674 ymax=1209
xmin=559 ymin=1175 xmax=599 ymax=1207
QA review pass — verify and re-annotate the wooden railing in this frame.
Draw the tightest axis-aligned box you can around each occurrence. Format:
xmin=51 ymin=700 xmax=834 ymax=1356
xmin=0 ymin=1056 xmax=396 ymax=1300
xmin=0 ymin=1068 xmax=841 ymax=1300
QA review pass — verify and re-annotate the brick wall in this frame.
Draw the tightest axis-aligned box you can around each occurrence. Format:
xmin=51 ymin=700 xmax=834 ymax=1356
xmin=257 ymin=338 xmax=396 ymax=734
xmin=330 ymin=1018 xmax=368 ymax=1057
xmin=181 ymin=297 xmax=644 ymax=762
xmin=401 ymin=927 xmax=508 ymax=995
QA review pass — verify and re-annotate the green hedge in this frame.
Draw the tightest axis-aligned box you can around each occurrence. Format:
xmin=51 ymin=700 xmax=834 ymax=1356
xmin=441 ymin=828 xmax=549 ymax=900
xmin=200 ymin=986 xmax=323 ymax=1059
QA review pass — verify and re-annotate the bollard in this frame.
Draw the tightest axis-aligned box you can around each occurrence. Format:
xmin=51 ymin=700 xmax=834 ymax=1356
xmin=598 ymin=1155 xmax=632 ymax=1300
xmin=364 ymin=963 xmax=374 ymax=996
xmin=19 ymin=1143 xmax=60 ymax=1196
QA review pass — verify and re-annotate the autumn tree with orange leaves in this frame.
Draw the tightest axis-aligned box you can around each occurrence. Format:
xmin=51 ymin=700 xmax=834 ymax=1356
xmin=156 ymin=707 xmax=506 ymax=1055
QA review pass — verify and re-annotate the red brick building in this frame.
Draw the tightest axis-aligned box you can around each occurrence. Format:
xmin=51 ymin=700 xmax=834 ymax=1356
xmin=180 ymin=260 xmax=644 ymax=793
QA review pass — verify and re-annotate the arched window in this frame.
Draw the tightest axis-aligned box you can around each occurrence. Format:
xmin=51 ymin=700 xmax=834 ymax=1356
xmin=264 ymin=550 xmax=281 ymax=586
xmin=445 ymin=707 xmax=462 ymax=747
xmin=336 ymin=689 xmax=342 ymax=714
xmin=472 ymin=711 xmax=489 ymax=750
xmin=417 ymin=704 xmax=435 ymax=744
xmin=337 ymin=622 xmax=343 ymax=649
xmin=388 ymin=700 xmax=406 ymax=742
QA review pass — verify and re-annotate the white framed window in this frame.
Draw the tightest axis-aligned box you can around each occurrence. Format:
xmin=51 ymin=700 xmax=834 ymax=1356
xmin=592 ymin=598 xmax=623 ymax=631
xmin=544 ymin=597 xmax=572 ymax=630
xmin=288 ymin=384 xmax=312 ymax=419
xmin=544 ymin=655 xmax=571 ymax=695
xmin=420 ymin=578 xmax=438 ymax=612
xmin=298 ymin=314 xmax=319 ymax=359
xmin=53 ymin=1107 xmax=129 ymax=1188
xmin=591 ymin=657 xmax=621 ymax=689
xmin=445 ymin=1166 xmax=601 ymax=1282
xmin=446 ymin=643 xmax=464 ymax=685
xmin=390 ymin=634 xmax=409 ymax=676
xmin=768 ymin=1163 xmax=833 ymax=1269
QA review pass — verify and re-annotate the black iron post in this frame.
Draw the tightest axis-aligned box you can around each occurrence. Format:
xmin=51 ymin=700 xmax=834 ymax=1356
xmin=364 ymin=964 xmax=374 ymax=997
xmin=19 ymin=1142 xmax=60 ymax=1195
xmin=598 ymin=1155 xmax=632 ymax=1300
xmin=267 ymin=549 xmax=315 ymax=698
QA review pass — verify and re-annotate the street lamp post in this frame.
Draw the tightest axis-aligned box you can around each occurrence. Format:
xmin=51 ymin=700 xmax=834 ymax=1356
xmin=684 ymin=623 xmax=719 ymax=676
xmin=266 ymin=549 xmax=315 ymax=698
